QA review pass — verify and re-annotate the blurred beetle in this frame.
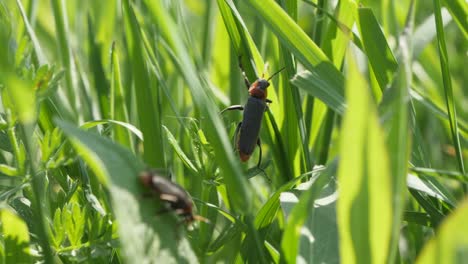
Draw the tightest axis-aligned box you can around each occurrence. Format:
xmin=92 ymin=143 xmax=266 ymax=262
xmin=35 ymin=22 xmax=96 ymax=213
xmin=139 ymin=170 xmax=208 ymax=225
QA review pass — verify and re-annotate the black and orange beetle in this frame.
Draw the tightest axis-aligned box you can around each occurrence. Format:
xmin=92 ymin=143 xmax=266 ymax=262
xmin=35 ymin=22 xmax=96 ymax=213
xmin=139 ymin=170 xmax=208 ymax=225
xmin=221 ymin=60 xmax=284 ymax=167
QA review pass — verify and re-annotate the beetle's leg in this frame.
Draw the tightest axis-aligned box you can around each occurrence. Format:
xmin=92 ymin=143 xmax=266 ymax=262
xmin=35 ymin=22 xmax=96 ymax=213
xmin=238 ymin=56 xmax=251 ymax=89
xmin=266 ymin=99 xmax=272 ymax=104
xmin=256 ymin=138 xmax=262 ymax=168
xmin=220 ymin=105 xmax=244 ymax=114
xmin=255 ymin=139 xmax=271 ymax=181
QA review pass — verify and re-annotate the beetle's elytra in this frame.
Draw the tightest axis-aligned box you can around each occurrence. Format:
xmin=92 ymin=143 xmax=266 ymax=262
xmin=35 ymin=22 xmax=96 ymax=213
xmin=139 ymin=170 xmax=208 ymax=225
xmin=221 ymin=60 xmax=284 ymax=167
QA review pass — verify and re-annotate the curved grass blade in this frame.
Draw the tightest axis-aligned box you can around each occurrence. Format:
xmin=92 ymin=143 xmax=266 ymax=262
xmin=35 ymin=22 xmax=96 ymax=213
xmin=109 ymin=42 xmax=133 ymax=149
xmin=80 ymin=119 xmax=143 ymax=141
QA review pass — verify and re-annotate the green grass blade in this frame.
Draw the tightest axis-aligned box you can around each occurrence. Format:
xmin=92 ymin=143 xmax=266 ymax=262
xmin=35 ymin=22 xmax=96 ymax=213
xmin=15 ymin=0 xmax=46 ymax=64
xmin=280 ymin=177 xmax=338 ymax=263
xmin=356 ymin=7 xmax=398 ymax=92
xmin=321 ymin=0 xmax=357 ymax=66
xmin=443 ymin=0 xmax=468 ymax=37
xmin=163 ymin=125 xmax=199 ymax=174
xmin=50 ymin=0 xmax=78 ymax=117
xmin=410 ymin=89 xmax=468 ymax=135
xmin=291 ymin=70 xmax=346 ymax=115
xmin=277 ymin=1 xmax=310 ymax=178
xmin=245 ymin=0 xmax=328 ymax=67
xmin=87 ymin=15 xmax=109 ymax=119
xmin=280 ymin=163 xmax=334 ymax=263
xmin=109 ymin=43 xmax=134 ymax=150
xmin=80 ymin=119 xmax=143 ymax=140
xmin=338 ymin=52 xmax=393 ymax=263
xmin=243 ymin=0 xmax=347 ymax=127
xmin=411 ymin=167 xmax=468 ymax=182
xmin=122 ymin=0 xmax=165 ymax=168
xmin=432 ymin=0 xmax=466 ymax=178
xmin=143 ymin=0 xmax=251 ymax=213
xmin=379 ymin=3 xmax=414 ymax=260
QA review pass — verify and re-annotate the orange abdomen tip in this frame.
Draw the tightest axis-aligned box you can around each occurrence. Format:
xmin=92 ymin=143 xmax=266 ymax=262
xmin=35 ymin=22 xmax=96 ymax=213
xmin=239 ymin=152 xmax=251 ymax=162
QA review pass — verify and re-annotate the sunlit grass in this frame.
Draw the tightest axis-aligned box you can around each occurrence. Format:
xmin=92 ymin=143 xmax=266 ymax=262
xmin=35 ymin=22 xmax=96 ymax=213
xmin=0 ymin=0 xmax=466 ymax=263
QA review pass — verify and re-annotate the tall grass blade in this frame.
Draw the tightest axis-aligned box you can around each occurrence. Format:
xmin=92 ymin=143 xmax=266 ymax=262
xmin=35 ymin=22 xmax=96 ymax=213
xmin=122 ymin=0 xmax=165 ymax=168
xmin=338 ymin=52 xmax=392 ymax=263
xmin=432 ymin=0 xmax=466 ymax=179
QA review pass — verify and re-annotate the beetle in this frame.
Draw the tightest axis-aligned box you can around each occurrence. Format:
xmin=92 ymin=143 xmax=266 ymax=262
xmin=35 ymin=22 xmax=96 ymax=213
xmin=139 ymin=170 xmax=208 ymax=225
xmin=221 ymin=60 xmax=284 ymax=167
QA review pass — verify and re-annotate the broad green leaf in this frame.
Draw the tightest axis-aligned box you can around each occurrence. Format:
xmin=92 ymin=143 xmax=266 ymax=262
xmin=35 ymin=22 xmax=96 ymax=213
xmin=254 ymin=166 xmax=327 ymax=230
xmin=280 ymin=163 xmax=334 ymax=263
xmin=0 ymin=209 xmax=31 ymax=263
xmin=280 ymin=165 xmax=338 ymax=264
xmin=337 ymin=52 xmax=392 ymax=264
xmin=417 ymin=200 xmax=468 ymax=263
xmin=56 ymin=119 xmax=198 ymax=263
xmin=291 ymin=70 xmax=346 ymax=115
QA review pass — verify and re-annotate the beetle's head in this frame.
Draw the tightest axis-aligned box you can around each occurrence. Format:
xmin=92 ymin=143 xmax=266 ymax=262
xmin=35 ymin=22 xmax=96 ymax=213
xmin=139 ymin=170 xmax=153 ymax=188
xmin=256 ymin=79 xmax=270 ymax=90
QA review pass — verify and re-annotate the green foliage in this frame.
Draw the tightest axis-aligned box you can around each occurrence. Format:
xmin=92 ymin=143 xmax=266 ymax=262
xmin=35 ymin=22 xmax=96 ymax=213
xmin=0 ymin=0 xmax=466 ymax=263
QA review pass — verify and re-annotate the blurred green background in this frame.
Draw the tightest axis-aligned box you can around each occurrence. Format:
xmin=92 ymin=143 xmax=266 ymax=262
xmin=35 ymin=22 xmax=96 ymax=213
xmin=0 ymin=0 xmax=466 ymax=263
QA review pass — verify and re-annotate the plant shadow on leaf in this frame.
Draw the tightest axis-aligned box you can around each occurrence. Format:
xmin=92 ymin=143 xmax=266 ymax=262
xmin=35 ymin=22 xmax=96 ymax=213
xmin=280 ymin=173 xmax=339 ymax=264
xmin=56 ymin=119 xmax=198 ymax=263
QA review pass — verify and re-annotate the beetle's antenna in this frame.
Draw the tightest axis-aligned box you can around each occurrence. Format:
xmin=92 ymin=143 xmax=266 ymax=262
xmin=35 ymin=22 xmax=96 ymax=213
xmin=262 ymin=62 xmax=269 ymax=78
xmin=267 ymin=67 xmax=286 ymax=81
